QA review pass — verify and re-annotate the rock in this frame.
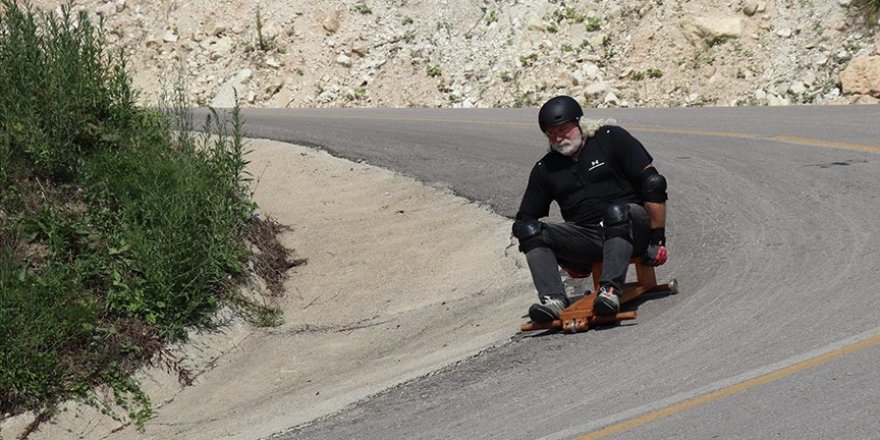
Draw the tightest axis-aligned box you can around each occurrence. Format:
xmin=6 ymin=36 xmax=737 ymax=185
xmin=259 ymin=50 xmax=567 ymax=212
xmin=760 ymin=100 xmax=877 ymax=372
xmin=839 ymin=56 xmax=880 ymax=97
xmin=211 ymin=69 xmax=253 ymax=108
xmin=207 ymin=23 xmax=227 ymax=37
xmin=162 ymin=30 xmax=179 ymax=44
xmin=788 ymin=81 xmax=807 ymax=95
xmin=96 ymin=2 xmax=118 ymax=17
xmin=875 ymin=39 xmax=880 ymax=55
xmin=322 ymin=13 xmax=340 ymax=34
xmin=755 ymin=89 xmax=768 ymax=100
xmin=803 ymin=72 xmax=817 ymax=86
xmin=144 ymin=36 xmax=160 ymax=48
xmin=776 ymin=28 xmax=793 ymax=38
xmin=604 ymin=92 xmax=620 ymax=105
xmin=853 ymin=94 xmax=880 ymax=104
xmin=582 ymin=62 xmax=601 ymax=80
xmin=681 ymin=16 xmax=744 ymax=47
xmin=336 ymin=54 xmax=352 ymax=67
xmin=351 ymin=41 xmax=370 ymax=57
xmin=264 ymin=80 xmax=284 ymax=97
xmin=742 ymin=2 xmax=760 ymax=16
xmin=265 ymin=57 xmax=282 ymax=68
xmin=813 ymin=54 xmax=829 ymax=66
xmin=838 ymin=0 xmax=852 ymax=6
xmin=767 ymin=94 xmax=791 ymax=106
xmin=247 ymin=90 xmax=256 ymax=104
xmin=527 ymin=14 xmax=546 ymax=31
xmin=212 ymin=37 xmax=234 ymax=57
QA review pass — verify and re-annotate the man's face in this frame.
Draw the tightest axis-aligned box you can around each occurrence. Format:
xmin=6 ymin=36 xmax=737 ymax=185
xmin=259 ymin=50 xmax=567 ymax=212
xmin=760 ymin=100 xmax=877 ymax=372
xmin=547 ymin=121 xmax=582 ymax=157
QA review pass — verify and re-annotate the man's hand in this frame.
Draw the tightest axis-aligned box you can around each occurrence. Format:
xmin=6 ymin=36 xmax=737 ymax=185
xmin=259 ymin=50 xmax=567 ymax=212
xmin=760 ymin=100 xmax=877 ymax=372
xmin=643 ymin=228 xmax=667 ymax=266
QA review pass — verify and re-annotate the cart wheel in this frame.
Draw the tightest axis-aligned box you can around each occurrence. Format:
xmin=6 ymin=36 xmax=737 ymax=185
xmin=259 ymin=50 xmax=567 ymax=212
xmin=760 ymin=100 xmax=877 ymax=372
xmin=668 ymin=278 xmax=679 ymax=295
xmin=567 ymin=321 xmax=578 ymax=334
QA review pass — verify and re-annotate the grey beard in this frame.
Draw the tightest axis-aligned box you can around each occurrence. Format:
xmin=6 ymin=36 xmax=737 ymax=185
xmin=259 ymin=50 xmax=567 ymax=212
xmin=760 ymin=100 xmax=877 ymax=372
xmin=550 ymin=139 xmax=579 ymax=156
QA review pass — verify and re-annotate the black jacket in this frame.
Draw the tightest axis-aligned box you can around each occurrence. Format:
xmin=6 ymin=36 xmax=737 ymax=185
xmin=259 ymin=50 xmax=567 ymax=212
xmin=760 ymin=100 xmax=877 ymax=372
xmin=516 ymin=125 xmax=654 ymax=226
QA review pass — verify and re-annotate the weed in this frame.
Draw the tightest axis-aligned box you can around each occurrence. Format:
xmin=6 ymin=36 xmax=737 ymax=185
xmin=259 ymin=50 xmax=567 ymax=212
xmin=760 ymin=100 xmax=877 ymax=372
xmin=402 ymin=16 xmax=413 ymax=25
xmin=0 ymin=0 xmax=285 ymax=430
xmin=585 ymin=17 xmax=602 ymax=32
xmin=486 ymin=10 xmax=498 ymax=25
xmin=519 ymin=53 xmax=539 ymax=67
xmin=630 ymin=70 xmax=646 ymax=81
xmin=352 ymin=2 xmax=372 ymax=15
xmin=426 ymin=64 xmax=442 ymax=77
xmin=255 ymin=5 xmax=275 ymax=52
xmin=646 ymin=68 xmax=663 ymax=78
xmin=851 ymin=0 xmax=880 ymax=24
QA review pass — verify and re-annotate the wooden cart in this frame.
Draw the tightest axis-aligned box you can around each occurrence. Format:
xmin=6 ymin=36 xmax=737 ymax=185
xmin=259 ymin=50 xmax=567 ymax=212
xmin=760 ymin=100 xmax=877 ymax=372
xmin=520 ymin=258 xmax=678 ymax=334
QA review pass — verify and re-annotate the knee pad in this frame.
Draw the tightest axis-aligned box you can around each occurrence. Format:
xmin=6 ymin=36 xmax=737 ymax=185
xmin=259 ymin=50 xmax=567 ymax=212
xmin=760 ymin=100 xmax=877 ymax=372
xmin=512 ymin=218 xmax=549 ymax=253
xmin=602 ymin=203 xmax=631 ymax=240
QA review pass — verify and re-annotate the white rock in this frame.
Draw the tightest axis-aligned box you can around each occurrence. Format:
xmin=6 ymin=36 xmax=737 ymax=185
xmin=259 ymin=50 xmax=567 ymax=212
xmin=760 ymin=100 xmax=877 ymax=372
xmin=776 ymin=28 xmax=793 ymax=38
xmin=247 ymin=91 xmax=256 ymax=103
xmin=336 ymin=54 xmax=352 ymax=67
xmin=603 ymin=92 xmax=620 ymax=105
xmin=207 ymin=23 xmax=227 ymax=37
xmin=742 ymin=2 xmax=760 ymax=16
xmin=813 ymin=54 xmax=829 ymax=66
xmin=582 ymin=62 xmax=601 ymax=80
xmin=265 ymin=57 xmax=282 ymax=68
xmin=767 ymin=94 xmax=791 ymax=106
xmin=583 ymin=81 xmax=611 ymax=98
xmin=96 ymin=2 xmax=117 ymax=17
xmin=163 ymin=30 xmax=179 ymax=43
xmin=527 ymin=14 xmax=546 ymax=31
xmin=681 ymin=16 xmax=744 ymax=47
xmin=838 ymin=0 xmax=852 ymax=6
xmin=322 ymin=14 xmax=340 ymax=34
xmin=212 ymin=37 xmax=234 ymax=55
xmin=803 ymin=72 xmax=817 ymax=86
xmin=789 ymin=81 xmax=807 ymax=95
xmin=755 ymin=89 xmax=768 ymax=100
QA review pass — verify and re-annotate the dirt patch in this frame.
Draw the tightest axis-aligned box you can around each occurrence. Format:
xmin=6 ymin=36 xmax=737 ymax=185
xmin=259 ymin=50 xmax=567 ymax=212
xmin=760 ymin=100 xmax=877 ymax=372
xmin=1 ymin=139 xmax=533 ymax=440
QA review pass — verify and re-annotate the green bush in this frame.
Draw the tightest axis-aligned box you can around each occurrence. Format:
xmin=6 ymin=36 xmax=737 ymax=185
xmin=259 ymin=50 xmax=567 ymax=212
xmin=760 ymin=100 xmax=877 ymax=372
xmin=0 ymin=1 xmax=265 ymax=428
xmin=852 ymin=0 xmax=880 ymax=23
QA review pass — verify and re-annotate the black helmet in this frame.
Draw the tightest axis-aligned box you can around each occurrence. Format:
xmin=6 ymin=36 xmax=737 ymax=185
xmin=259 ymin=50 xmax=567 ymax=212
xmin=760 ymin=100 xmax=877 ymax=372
xmin=538 ymin=95 xmax=583 ymax=133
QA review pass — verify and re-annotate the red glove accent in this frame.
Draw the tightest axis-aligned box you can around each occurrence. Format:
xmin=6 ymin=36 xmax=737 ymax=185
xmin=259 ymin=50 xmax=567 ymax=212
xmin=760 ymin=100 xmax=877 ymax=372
xmin=644 ymin=244 xmax=667 ymax=266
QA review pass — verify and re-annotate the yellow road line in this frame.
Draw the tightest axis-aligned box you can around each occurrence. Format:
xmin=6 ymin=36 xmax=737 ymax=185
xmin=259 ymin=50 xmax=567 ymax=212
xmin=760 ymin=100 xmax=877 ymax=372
xmin=281 ymin=114 xmax=880 ymax=154
xmin=575 ymin=332 xmax=880 ymax=440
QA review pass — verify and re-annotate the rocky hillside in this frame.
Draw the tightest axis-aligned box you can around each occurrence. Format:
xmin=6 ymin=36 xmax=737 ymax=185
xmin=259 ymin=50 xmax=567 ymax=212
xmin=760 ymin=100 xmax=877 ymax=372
xmin=30 ymin=0 xmax=880 ymax=109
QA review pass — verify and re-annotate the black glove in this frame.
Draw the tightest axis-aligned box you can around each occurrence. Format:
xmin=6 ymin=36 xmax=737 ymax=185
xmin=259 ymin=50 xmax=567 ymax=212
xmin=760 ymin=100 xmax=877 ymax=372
xmin=643 ymin=228 xmax=668 ymax=266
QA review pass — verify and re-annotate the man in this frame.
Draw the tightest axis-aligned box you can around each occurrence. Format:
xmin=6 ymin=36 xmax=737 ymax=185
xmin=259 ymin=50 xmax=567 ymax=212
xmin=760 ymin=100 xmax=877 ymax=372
xmin=513 ymin=95 xmax=668 ymax=323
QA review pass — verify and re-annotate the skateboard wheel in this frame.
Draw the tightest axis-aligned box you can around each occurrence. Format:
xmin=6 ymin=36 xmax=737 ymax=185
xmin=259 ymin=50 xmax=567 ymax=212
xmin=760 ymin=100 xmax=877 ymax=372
xmin=669 ymin=278 xmax=679 ymax=295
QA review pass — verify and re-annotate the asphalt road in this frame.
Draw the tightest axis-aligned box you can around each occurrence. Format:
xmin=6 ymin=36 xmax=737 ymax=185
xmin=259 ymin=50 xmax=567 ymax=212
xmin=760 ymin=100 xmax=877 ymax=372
xmin=211 ymin=105 xmax=880 ymax=439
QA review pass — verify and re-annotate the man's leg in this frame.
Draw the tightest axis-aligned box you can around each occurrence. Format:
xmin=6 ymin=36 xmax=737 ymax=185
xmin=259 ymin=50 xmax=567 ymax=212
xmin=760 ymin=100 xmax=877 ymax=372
xmin=594 ymin=203 xmax=650 ymax=315
xmin=514 ymin=220 xmax=603 ymax=322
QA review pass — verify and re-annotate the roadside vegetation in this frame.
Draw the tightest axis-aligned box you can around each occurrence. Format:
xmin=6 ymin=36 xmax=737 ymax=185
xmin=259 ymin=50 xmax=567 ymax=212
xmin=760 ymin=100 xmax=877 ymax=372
xmin=853 ymin=0 xmax=880 ymax=24
xmin=0 ymin=1 xmax=297 ymax=433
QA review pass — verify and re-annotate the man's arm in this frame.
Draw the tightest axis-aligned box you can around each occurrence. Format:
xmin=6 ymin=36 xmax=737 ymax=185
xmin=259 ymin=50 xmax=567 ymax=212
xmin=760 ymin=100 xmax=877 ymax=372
xmin=641 ymin=164 xmax=668 ymax=266
xmin=644 ymin=201 xmax=665 ymax=230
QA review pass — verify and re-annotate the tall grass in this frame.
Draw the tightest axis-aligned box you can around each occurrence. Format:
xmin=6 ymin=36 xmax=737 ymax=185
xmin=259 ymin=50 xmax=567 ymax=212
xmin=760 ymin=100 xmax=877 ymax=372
xmin=853 ymin=0 xmax=880 ymax=24
xmin=0 ymin=1 xmax=274 ymax=429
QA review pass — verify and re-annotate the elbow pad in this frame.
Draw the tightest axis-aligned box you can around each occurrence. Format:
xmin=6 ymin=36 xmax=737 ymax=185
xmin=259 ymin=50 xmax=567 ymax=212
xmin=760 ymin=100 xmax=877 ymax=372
xmin=639 ymin=167 xmax=668 ymax=203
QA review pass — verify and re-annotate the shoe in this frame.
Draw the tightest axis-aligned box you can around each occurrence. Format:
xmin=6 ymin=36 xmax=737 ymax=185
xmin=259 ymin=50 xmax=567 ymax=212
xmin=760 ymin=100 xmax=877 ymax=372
xmin=528 ymin=296 xmax=569 ymax=323
xmin=593 ymin=286 xmax=620 ymax=316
